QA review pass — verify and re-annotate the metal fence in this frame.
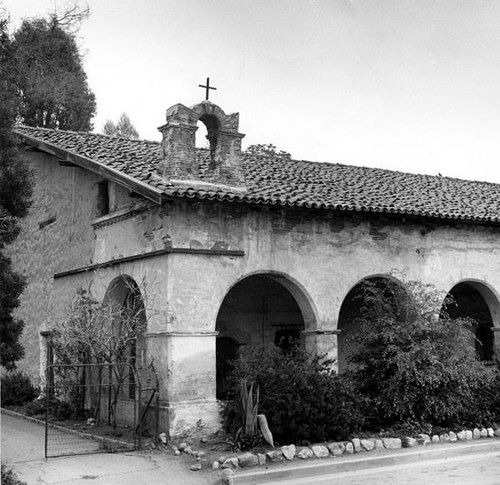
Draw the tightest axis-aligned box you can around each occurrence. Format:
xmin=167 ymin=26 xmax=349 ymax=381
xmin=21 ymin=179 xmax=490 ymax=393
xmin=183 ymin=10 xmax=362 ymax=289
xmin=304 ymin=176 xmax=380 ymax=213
xmin=45 ymin=362 xmax=159 ymax=458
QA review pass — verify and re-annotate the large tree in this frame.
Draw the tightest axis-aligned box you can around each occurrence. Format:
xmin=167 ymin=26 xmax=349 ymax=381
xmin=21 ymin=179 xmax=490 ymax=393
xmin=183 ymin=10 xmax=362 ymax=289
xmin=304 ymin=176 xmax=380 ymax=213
xmin=12 ymin=13 xmax=96 ymax=131
xmin=102 ymin=113 xmax=140 ymax=139
xmin=0 ymin=15 xmax=33 ymax=370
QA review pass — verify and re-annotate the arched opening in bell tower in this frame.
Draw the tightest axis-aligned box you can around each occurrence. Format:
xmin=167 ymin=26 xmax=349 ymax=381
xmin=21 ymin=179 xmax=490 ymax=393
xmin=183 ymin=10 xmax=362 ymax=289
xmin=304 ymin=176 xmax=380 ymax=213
xmin=195 ymin=114 xmax=220 ymax=165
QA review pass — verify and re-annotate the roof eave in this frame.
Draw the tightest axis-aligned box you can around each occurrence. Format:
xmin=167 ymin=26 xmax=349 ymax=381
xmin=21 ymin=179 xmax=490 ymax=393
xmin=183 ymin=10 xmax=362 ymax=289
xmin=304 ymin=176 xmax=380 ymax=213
xmin=163 ymin=189 xmax=500 ymax=225
xmin=16 ymin=131 xmax=164 ymax=205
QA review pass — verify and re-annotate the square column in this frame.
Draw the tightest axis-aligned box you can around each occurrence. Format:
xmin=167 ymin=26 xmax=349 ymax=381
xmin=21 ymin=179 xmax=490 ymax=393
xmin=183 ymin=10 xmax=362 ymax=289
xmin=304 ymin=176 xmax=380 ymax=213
xmin=146 ymin=331 xmax=220 ymax=438
xmin=302 ymin=329 xmax=340 ymax=372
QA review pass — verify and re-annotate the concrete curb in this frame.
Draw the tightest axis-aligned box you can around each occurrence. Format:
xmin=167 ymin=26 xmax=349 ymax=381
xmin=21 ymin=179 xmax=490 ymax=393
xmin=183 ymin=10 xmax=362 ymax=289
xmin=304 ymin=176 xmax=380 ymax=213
xmin=1 ymin=408 xmax=135 ymax=452
xmin=231 ymin=438 xmax=500 ymax=484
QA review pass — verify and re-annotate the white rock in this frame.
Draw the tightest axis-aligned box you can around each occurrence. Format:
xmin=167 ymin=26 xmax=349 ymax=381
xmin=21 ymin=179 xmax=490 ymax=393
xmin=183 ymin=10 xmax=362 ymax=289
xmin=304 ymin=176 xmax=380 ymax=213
xmin=351 ymin=438 xmax=361 ymax=452
xmin=238 ymin=452 xmax=258 ymax=468
xmin=431 ymin=435 xmax=440 ymax=444
xmin=473 ymin=428 xmax=481 ymax=439
xmin=297 ymin=447 xmax=313 ymax=459
xmin=257 ymin=453 xmax=266 ymax=465
xmin=465 ymin=430 xmax=473 ymax=440
xmin=311 ymin=445 xmax=329 ymax=458
xmin=439 ymin=433 xmax=450 ymax=443
xmin=159 ymin=432 xmax=167 ymax=444
xmin=327 ymin=442 xmax=345 ymax=456
xmin=416 ymin=434 xmax=430 ymax=445
xmin=212 ymin=461 xmax=220 ymax=470
xmin=360 ymin=439 xmax=375 ymax=451
xmin=449 ymin=431 xmax=457 ymax=442
xmin=487 ymin=428 xmax=494 ymax=437
xmin=344 ymin=442 xmax=355 ymax=454
xmin=221 ymin=458 xmax=239 ymax=469
xmin=281 ymin=445 xmax=296 ymax=461
xmin=374 ymin=439 xmax=384 ymax=449
xmin=382 ymin=438 xmax=402 ymax=449
xmin=480 ymin=428 xmax=488 ymax=438
xmin=456 ymin=431 xmax=466 ymax=441
xmin=190 ymin=463 xmax=202 ymax=471
xmin=266 ymin=450 xmax=284 ymax=462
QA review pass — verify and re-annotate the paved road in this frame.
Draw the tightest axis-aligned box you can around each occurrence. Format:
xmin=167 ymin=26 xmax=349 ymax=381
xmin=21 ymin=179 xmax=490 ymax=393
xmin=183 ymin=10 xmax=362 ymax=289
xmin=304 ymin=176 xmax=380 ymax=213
xmin=259 ymin=449 xmax=500 ymax=485
xmin=1 ymin=412 xmax=216 ymax=484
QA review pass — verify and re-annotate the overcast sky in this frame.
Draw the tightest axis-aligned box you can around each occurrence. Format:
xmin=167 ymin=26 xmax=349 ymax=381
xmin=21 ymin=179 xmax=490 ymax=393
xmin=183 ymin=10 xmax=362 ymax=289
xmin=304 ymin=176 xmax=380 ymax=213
xmin=5 ymin=0 xmax=500 ymax=183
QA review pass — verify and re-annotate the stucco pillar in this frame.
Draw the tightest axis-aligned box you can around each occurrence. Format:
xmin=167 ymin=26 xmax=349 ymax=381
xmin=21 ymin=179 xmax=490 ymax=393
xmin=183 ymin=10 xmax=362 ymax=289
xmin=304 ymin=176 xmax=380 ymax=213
xmin=147 ymin=331 xmax=220 ymax=438
xmin=302 ymin=329 xmax=340 ymax=371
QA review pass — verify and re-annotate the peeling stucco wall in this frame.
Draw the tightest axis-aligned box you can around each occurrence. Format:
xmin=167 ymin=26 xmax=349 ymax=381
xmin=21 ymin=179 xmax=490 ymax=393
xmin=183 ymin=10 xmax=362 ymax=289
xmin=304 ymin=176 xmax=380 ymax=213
xmin=90 ymin=196 xmax=500 ymax=436
xmin=7 ymin=149 xmax=500 ymax=437
xmin=5 ymin=151 xmax=101 ymax=380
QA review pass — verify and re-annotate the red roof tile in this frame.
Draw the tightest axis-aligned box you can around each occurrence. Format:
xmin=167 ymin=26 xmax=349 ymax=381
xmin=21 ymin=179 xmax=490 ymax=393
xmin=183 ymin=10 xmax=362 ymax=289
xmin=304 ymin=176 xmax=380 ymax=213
xmin=15 ymin=125 xmax=500 ymax=224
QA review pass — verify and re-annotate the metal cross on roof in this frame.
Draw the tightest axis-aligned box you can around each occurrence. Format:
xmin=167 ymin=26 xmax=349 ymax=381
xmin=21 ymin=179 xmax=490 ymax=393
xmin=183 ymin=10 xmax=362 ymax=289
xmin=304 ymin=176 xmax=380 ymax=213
xmin=199 ymin=77 xmax=217 ymax=101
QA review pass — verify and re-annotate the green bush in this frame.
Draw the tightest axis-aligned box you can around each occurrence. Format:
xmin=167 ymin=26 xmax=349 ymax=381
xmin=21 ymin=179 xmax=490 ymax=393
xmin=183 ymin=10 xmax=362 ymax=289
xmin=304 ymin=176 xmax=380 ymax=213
xmin=1 ymin=465 xmax=27 ymax=485
xmin=24 ymin=398 xmax=45 ymax=417
xmin=348 ymin=279 xmax=498 ymax=429
xmin=1 ymin=370 xmax=38 ymax=406
xmin=468 ymin=368 xmax=500 ymax=427
xmin=226 ymin=345 xmax=365 ymax=443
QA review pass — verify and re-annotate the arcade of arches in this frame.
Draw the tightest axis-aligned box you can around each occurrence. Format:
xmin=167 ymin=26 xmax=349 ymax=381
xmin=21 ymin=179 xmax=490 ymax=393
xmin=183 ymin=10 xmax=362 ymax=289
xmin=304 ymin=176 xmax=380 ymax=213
xmin=213 ymin=274 xmax=499 ymax=393
xmin=337 ymin=277 xmax=498 ymax=373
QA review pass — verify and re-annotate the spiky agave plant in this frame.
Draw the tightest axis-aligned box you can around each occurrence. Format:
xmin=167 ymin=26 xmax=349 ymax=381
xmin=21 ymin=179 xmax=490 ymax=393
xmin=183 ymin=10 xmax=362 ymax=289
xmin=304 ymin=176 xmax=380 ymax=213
xmin=236 ymin=380 xmax=274 ymax=450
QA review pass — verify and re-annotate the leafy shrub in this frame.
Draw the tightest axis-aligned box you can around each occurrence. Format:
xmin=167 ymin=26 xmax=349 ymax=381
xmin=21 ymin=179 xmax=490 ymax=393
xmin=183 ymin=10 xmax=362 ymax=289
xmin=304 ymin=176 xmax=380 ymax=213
xmin=226 ymin=345 xmax=365 ymax=443
xmin=24 ymin=398 xmax=45 ymax=417
xmin=1 ymin=465 xmax=27 ymax=485
xmin=466 ymin=368 xmax=500 ymax=427
xmin=1 ymin=370 xmax=38 ymax=406
xmin=25 ymin=398 xmax=81 ymax=420
xmin=348 ymin=278 xmax=498 ymax=428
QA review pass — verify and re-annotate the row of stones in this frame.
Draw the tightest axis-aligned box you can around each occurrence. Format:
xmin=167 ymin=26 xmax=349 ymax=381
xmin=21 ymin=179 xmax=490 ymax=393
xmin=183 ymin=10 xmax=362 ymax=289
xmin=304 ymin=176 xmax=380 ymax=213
xmin=212 ymin=426 xmax=500 ymax=475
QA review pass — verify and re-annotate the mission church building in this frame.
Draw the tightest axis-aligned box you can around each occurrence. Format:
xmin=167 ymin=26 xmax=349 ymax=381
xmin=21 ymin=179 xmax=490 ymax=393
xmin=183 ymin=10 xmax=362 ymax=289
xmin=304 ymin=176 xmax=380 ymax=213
xmin=9 ymin=94 xmax=500 ymax=438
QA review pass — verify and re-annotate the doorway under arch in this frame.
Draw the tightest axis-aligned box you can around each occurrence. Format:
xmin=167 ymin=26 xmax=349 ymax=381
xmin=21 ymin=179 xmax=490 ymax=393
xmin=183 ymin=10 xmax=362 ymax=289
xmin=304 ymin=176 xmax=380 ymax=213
xmin=442 ymin=281 xmax=497 ymax=362
xmin=215 ymin=273 xmax=312 ymax=399
xmin=337 ymin=275 xmax=406 ymax=372
xmin=103 ymin=275 xmax=146 ymax=398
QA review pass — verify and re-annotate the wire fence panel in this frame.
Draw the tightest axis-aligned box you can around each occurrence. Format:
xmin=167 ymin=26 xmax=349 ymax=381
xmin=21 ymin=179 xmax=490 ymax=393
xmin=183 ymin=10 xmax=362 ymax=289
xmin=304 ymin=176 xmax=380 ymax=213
xmin=45 ymin=362 xmax=158 ymax=458
xmin=45 ymin=423 xmax=106 ymax=458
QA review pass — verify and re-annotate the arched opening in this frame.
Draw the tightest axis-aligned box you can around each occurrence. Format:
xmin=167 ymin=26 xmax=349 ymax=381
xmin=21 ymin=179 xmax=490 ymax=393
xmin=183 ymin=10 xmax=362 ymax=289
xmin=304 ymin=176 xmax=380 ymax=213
xmin=215 ymin=274 xmax=309 ymax=399
xmin=442 ymin=281 xmax=497 ymax=362
xmin=337 ymin=275 xmax=405 ymax=372
xmin=104 ymin=276 xmax=146 ymax=398
xmin=195 ymin=114 xmax=220 ymax=164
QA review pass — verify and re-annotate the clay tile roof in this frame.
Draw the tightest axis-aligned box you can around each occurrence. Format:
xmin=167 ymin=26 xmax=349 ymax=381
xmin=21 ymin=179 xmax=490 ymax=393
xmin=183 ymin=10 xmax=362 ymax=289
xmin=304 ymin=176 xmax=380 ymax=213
xmin=15 ymin=125 xmax=500 ymax=224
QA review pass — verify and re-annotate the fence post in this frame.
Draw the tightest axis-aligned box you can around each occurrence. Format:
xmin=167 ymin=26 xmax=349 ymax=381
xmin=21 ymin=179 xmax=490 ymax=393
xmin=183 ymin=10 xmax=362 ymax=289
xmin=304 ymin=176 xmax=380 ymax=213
xmin=155 ymin=371 xmax=160 ymax=446
xmin=137 ymin=367 xmax=142 ymax=451
xmin=45 ymin=364 xmax=50 ymax=460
